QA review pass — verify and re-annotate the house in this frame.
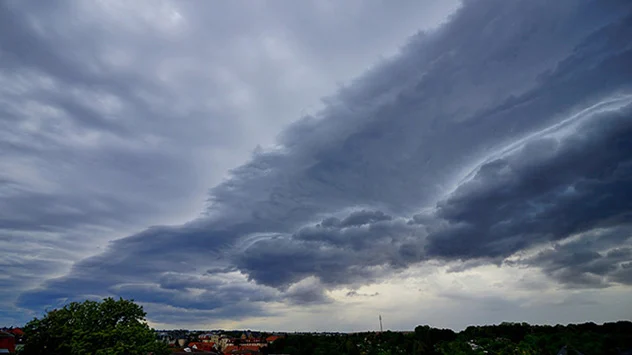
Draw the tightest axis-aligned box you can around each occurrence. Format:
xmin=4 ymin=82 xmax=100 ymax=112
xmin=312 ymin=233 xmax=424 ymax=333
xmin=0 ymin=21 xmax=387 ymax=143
xmin=169 ymin=349 xmax=218 ymax=355
xmin=239 ymin=331 xmax=261 ymax=341
xmin=0 ymin=331 xmax=15 ymax=353
xmin=8 ymin=328 xmax=23 ymax=339
xmin=240 ymin=339 xmax=267 ymax=348
xmin=158 ymin=331 xmax=176 ymax=345
xmin=189 ymin=342 xmax=217 ymax=352
xmin=266 ymin=335 xmax=281 ymax=343
xmin=223 ymin=345 xmax=262 ymax=355
xmin=240 ymin=332 xmax=254 ymax=340
xmin=199 ymin=333 xmax=220 ymax=343
xmin=219 ymin=336 xmax=234 ymax=350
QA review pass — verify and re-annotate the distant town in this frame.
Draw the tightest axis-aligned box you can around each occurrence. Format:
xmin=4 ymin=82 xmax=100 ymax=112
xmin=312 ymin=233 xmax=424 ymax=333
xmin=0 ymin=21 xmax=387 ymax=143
xmin=5 ymin=321 xmax=632 ymax=355
xmin=155 ymin=330 xmax=284 ymax=354
xmin=151 ymin=329 xmax=414 ymax=354
xmin=3 ymin=327 xmax=286 ymax=354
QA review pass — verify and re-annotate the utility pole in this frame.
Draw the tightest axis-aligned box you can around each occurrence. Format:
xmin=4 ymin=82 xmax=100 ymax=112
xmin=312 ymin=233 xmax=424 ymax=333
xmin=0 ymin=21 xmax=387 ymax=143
xmin=379 ymin=315 xmax=383 ymax=332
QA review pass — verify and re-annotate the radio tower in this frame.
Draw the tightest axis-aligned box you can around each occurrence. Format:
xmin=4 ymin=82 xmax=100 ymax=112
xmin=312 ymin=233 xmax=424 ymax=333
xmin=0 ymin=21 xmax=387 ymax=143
xmin=379 ymin=315 xmax=383 ymax=332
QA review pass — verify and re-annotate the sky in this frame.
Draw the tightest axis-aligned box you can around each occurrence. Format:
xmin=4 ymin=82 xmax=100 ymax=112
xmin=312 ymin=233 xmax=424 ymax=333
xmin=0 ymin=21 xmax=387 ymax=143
xmin=1 ymin=0 xmax=632 ymax=332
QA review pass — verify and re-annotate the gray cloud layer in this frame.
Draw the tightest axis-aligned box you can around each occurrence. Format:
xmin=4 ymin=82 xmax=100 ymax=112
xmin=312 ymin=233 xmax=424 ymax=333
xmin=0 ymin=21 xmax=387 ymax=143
xmin=3 ymin=0 xmax=632 ymax=326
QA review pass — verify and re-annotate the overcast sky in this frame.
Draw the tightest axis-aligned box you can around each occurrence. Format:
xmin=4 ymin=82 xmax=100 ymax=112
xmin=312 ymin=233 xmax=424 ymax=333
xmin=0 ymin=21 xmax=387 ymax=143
xmin=2 ymin=0 xmax=632 ymax=331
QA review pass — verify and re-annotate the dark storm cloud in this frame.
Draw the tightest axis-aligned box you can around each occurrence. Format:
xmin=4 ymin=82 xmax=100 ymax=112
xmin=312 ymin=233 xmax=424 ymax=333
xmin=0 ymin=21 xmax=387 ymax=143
xmin=234 ymin=0 xmax=632 ymax=289
xmin=6 ymin=0 xmax=632 ymax=324
xmin=510 ymin=226 xmax=632 ymax=288
xmin=233 ymin=214 xmax=419 ymax=288
xmin=338 ymin=210 xmax=393 ymax=228
xmin=346 ymin=291 xmax=379 ymax=298
xmin=425 ymin=103 xmax=632 ymax=259
xmin=236 ymin=94 xmax=632 ymax=289
xmin=112 ymin=283 xmax=281 ymax=311
xmin=1 ymin=0 xmax=456 ymax=321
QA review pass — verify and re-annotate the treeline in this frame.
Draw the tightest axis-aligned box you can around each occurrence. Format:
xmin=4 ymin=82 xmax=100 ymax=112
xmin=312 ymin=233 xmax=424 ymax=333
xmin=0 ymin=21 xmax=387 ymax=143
xmin=265 ymin=321 xmax=632 ymax=355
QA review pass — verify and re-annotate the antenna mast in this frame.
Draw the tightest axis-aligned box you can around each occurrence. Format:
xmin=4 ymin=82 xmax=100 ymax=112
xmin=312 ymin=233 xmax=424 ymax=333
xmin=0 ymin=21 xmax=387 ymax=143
xmin=379 ymin=315 xmax=383 ymax=332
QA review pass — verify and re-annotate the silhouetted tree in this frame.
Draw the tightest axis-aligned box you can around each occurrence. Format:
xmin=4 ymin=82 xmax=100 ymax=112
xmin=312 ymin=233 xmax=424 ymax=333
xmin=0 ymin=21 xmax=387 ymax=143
xmin=22 ymin=298 xmax=168 ymax=355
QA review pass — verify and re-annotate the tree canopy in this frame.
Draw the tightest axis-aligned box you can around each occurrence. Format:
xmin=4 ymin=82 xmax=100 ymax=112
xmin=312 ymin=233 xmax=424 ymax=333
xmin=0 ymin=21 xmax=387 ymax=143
xmin=22 ymin=297 xmax=168 ymax=355
xmin=266 ymin=321 xmax=632 ymax=355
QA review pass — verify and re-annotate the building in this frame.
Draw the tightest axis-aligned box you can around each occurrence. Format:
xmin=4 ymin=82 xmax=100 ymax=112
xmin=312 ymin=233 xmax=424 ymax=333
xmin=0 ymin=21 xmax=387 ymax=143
xmin=223 ymin=345 xmax=262 ymax=355
xmin=157 ymin=331 xmax=176 ymax=345
xmin=199 ymin=332 xmax=220 ymax=343
xmin=189 ymin=342 xmax=217 ymax=352
xmin=240 ymin=339 xmax=267 ymax=348
xmin=0 ymin=331 xmax=15 ymax=353
xmin=219 ymin=336 xmax=233 ymax=350
xmin=7 ymin=328 xmax=23 ymax=339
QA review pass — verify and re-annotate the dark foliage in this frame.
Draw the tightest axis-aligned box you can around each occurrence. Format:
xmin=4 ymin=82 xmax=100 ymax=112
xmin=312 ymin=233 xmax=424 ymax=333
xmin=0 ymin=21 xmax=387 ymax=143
xmin=266 ymin=321 xmax=632 ymax=355
xmin=21 ymin=298 xmax=169 ymax=355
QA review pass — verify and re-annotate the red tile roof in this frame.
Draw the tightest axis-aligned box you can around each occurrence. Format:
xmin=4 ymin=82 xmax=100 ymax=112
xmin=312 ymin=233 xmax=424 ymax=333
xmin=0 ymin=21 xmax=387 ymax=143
xmin=223 ymin=345 xmax=238 ymax=354
xmin=0 ymin=331 xmax=14 ymax=338
xmin=223 ymin=345 xmax=262 ymax=355
xmin=188 ymin=342 xmax=216 ymax=351
xmin=9 ymin=328 xmax=24 ymax=336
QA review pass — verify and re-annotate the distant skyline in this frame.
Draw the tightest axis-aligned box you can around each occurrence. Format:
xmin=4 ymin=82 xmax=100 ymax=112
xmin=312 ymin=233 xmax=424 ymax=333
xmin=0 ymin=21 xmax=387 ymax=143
xmin=1 ymin=0 xmax=632 ymax=331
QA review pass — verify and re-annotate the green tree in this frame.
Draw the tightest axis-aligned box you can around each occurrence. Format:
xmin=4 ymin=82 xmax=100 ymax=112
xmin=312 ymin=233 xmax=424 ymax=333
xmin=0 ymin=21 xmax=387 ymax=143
xmin=22 ymin=297 xmax=169 ymax=355
xmin=345 ymin=339 xmax=361 ymax=355
xmin=436 ymin=340 xmax=480 ymax=355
